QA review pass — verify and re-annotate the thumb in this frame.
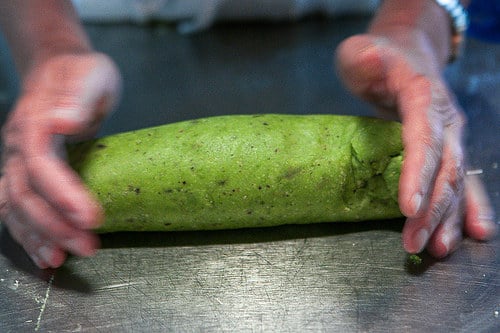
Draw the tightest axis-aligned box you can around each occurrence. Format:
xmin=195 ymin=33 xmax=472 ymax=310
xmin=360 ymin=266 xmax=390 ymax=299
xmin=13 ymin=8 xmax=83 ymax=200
xmin=336 ymin=35 xmax=395 ymax=108
xmin=49 ymin=54 xmax=122 ymax=141
xmin=336 ymin=34 xmax=418 ymax=120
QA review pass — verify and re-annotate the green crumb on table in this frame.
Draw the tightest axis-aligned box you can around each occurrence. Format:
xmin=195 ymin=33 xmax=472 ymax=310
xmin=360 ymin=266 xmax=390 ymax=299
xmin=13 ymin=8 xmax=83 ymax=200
xmin=408 ymin=254 xmax=423 ymax=265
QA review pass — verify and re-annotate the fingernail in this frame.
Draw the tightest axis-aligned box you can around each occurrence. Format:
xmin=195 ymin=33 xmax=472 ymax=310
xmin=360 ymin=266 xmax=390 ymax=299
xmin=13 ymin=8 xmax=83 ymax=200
xmin=38 ymin=246 xmax=54 ymax=265
xmin=412 ymin=193 xmax=423 ymax=215
xmin=414 ymin=228 xmax=429 ymax=253
xmin=52 ymin=108 xmax=84 ymax=122
xmin=30 ymin=253 xmax=48 ymax=269
xmin=440 ymin=230 xmax=460 ymax=255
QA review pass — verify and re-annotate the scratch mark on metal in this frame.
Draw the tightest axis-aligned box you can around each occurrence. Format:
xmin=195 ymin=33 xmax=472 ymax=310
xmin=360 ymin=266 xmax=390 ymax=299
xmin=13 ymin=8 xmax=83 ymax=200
xmin=252 ymin=251 xmax=273 ymax=266
xmin=96 ymin=282 xmax=141 ymax=291
xmin=295 ymin=238 xmax=308 ymax=257
xmin=35 ymin=274 xmax=54 ymax=331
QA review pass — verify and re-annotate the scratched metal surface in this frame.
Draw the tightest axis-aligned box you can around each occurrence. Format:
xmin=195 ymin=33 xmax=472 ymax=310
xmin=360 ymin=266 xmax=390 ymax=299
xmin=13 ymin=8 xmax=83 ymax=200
xmin=0 ymin=17 xmax=499 ymax=333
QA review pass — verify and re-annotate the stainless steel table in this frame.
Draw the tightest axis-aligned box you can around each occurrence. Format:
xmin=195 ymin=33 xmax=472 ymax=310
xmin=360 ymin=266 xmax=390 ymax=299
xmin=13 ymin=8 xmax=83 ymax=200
xmin=0 ymin=17 xmax=498 ymax=332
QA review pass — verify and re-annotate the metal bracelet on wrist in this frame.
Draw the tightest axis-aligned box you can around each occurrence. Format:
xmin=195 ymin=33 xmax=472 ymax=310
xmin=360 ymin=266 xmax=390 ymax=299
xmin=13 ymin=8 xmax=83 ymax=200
xmin=432 ymin=0 xmax=469 ymax=62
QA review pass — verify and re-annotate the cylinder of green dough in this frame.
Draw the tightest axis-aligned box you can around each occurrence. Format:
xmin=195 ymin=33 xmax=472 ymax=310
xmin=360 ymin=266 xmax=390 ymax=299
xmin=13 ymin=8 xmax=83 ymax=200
xmin=67 ymin=114 xmax=403 ymax=232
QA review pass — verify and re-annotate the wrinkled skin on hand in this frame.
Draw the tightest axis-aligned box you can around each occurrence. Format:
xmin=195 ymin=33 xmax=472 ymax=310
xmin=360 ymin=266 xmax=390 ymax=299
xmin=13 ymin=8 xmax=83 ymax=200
xmin=0 ymin=53 xmax=121 ymax=268
xmin=336 ymin=33 xmax=497 ymax=258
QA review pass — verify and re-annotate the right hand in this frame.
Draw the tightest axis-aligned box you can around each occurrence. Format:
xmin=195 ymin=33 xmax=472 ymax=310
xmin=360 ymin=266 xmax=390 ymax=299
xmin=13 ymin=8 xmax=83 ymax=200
xmin=0 ymin=53 xmax=121 ymax=269
xmin=336 ymin=34 xmax=497 ymax=258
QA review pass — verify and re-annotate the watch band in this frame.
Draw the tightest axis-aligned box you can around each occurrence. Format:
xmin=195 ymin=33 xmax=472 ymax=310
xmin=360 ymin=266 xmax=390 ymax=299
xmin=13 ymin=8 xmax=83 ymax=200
xmin=432 ymin=0 xmax=469 ymax=62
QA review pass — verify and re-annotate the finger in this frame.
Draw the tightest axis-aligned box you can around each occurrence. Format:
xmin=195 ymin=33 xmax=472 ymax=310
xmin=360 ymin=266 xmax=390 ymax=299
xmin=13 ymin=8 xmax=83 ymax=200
xmin=402 ymin=130 xmax=464 ymax=253
xmin=426 ymin=201 xmax=463 ymax=258
xmin=3 ymin=211 xmax=67 ymax=269
xmin=13 ymin=112 xmax=104 ymax=230
xmin=4 ymin=157 xmax=100 ymax=257
xmin=47 ymin=54 xmax=121 ymax=138
xmin=397 ymin=77 xmax=450 ymax=218
xmin=402 ymin=188 xmax=457 ymax=254
xmin=25 ymin=153 xmax=104 ymax=230
xmin=335 ymin=35 xmax=398 ymax=112
xmin=463 ymin=175 xmax=498 ymax=240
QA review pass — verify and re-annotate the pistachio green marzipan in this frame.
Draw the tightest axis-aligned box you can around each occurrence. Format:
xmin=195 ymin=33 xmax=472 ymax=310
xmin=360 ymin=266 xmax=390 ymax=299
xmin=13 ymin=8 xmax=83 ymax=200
xmin=67 ymin=114 xmax=403 ymax=232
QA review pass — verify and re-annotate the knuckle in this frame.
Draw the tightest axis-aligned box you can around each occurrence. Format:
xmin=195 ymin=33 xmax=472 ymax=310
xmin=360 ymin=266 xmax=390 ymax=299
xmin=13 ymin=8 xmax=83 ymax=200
xmin=429 ymin=176 xmax=465 ymax=227
xmin=420 ymin=141 xmax=443 ymax=175
xmin=24 ymin=156 xmax=47 ymax=179
xmin=443 ymin=149 xmax=465 ymax=195
xmin=8 ymin=186 xmax=31 ymax=210
xmin=5 ymin=176 xmax=33 ymax=212
xmin=446 ymin=175 xmax=465 ymax=200
xmin=429 ymin=188 xmax=454 ymax=225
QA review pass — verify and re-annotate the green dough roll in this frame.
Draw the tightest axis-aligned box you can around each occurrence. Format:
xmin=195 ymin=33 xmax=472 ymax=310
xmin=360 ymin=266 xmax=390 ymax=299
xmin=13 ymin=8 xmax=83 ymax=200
xmin=67 ymin=114 xmax=403 ymax=232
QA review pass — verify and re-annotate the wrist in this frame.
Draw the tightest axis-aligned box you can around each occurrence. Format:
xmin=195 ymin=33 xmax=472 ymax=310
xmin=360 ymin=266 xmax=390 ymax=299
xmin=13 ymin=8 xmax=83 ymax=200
xmin=1 ymin=0 xmax=92 ymax=80
xmin=431 ymin=0 xmax=468 ymax=62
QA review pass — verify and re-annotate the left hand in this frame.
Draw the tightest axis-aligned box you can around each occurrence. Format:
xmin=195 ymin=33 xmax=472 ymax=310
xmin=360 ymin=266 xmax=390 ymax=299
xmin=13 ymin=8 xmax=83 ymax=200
xmin=335 ymin=32 xmax=497 ymax=257
xmin=0 ymin=53 xmax=121 ymax=268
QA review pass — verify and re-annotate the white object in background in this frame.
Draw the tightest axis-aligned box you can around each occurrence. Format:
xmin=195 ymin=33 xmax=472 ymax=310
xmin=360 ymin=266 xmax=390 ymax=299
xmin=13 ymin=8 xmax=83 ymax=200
xmin=72 ymin=0 xmax=379 ymax=33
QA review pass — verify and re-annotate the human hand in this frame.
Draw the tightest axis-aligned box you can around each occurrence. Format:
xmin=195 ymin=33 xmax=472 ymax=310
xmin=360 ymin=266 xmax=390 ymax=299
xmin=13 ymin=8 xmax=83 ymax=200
xmin=335 ymin=33 xmax=497 ymax=258
xmin=0 ymin=53 xmax=121 ymax=268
